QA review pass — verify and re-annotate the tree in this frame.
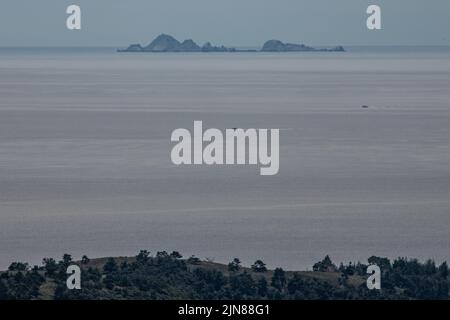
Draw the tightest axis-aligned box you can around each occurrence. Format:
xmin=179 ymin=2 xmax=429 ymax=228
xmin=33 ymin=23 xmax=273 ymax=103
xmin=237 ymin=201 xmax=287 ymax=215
xmin=230 ymin=272 xmax=256 ymax=297
xmin=61 ymin=254 xmax=73 ymax=267
xmin=103 ymin=258 xmax=118 ymax=274
xmin=313 ymin=255 xmax=337 ymax=272
xmin=170 ymin=251 xmax=183 ymax=259
xmin=257 ymin=277 xmax=268 ymax=297
xmin=424 ymin=259 xmax=437 ymax=275
xmin=438 ymin=262 xmax=449 ymax=278
xmin=81 ymin=255 xmax=90 ymax=264
xmin=338 ymin=273 xmax=349 ymax=286
xmin=251 ymin=260 xmax=267 ymax=273
xmin=120 ymin=261 xmax=129 ymax=271
xmin=136 ymin=250 xmax=150 ymax=264
xmin=0 ymin=280 xmax=8 ymax=300
xmin=42 ymin=258 xmax=58 ymax=277
xmin=156 ymin=251 xmax=169 ymax=259
xmin=103 ymin=275 xmax=114 ymax=290
xmin=187 ymin=255 xmax=201 ymax=265
xmin=8 ymin=262 xmax=29 ymax=272
xmin=228 ymin=258 xmax=241 ymax=272
xmin=271 ymin=268 xmax=286 ymax=290
xmin=287 ymin=273 xmax=305 ymax=296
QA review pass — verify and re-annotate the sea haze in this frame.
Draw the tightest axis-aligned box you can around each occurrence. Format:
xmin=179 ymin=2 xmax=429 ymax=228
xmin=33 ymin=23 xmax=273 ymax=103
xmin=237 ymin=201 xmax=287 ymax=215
xmin=0 ymin=47 xmax=450 ymax=270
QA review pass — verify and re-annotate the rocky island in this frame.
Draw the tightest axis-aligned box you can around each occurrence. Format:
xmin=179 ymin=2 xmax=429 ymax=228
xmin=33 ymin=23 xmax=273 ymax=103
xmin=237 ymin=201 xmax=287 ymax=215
xmin=118 ymin=34 xmax=344 ymax=53
xmin=261 ymin=39 xmax=344 ymax=52
xmin=119 ymin=34 xmax=238 ymax=53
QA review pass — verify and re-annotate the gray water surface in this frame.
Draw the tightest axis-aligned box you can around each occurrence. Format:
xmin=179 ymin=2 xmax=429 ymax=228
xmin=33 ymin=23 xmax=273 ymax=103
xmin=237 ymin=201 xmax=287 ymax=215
xmin=1 ymin=48 xmax=450 ymax=270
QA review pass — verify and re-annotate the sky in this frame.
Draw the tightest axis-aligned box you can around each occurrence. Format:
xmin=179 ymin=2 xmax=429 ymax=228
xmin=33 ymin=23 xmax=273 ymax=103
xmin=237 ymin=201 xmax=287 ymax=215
xmin=0 ymin=0 xmax=449 ymax=47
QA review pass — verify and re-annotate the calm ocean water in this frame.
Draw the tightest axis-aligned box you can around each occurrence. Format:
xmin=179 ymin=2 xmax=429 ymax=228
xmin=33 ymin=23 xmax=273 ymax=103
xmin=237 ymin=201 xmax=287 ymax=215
xmin=0 ymin=47 xmax=450 ymax=270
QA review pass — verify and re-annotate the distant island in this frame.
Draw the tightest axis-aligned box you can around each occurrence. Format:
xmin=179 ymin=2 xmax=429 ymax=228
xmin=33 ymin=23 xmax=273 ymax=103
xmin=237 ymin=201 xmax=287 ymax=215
xmin=118 ymin=34 xmax=345 ymax=53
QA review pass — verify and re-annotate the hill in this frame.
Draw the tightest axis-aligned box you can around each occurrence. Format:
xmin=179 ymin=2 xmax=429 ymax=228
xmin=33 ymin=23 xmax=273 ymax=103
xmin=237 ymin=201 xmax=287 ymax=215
xmin=1 ymin=251 xmax=448 ymax=300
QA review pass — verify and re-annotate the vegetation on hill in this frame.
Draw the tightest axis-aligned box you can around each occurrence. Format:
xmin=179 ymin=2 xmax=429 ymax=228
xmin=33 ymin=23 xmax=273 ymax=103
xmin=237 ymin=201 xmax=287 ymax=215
xmin=0 ymin=251 xmax=448 ymax=300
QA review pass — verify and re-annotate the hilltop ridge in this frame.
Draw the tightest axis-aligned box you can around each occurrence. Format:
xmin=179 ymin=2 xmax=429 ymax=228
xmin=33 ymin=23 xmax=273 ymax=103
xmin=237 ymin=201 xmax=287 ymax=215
xmin=1 ymin=251 xmax=448 ymax=300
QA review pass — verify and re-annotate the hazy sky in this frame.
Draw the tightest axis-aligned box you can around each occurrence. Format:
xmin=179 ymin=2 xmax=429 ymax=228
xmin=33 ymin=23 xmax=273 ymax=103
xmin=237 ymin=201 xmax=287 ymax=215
xmin=0 ymin=0 xmax=449 ymax=47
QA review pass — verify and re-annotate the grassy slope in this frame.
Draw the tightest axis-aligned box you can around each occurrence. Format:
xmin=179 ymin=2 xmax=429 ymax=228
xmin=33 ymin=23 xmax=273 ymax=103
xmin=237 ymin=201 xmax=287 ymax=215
xmin=34 ymin=256 xmax=365 ymax=299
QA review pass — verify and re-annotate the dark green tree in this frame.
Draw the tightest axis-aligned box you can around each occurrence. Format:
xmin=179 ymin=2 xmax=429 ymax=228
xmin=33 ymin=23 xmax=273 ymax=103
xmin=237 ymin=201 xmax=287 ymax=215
xmin=103 ymin=258 xmax=118 ymax=274
xmin=170 ymin=251 xmax=183 ymax=259
xmin=8 ymin=262 xmax=29 ymax=272
xmin=230 ymin=272 xmax=256 ymax=297
xmin=438 ymin=261 xmax=449 ymax=278
xmin=424 ymin=259 xmax=437 ymax=275
xmin=368 ymin=256 xmax=391 ymax=271
xmin=136 ymin=250 xmax=150 ymax=264
xmin=156 ymin=251 xmax=169 ymax=259
xmin=42 ymin=258 xmax=58 ymax=277
xmin=251 ymin=260 xmax=267 ymax=273
xmin=271 ymin=268 xmax=286 ymax=290
xmin=257 ymin=277 xmax=268 ymax=297
xmin=228 ymin=258 xmax=241 ymax=272
xmin=61 ymin=254 xmax=73 ymax=268
xmin=81 ymin=255 xmax=90 ymax=264
xmin=187 ymin=255 xmax=201 ymax=265
xmin=0 ymin=280 xmax=8 ymax=300
xmin=313 ymin=255 xmax=337 ymax=272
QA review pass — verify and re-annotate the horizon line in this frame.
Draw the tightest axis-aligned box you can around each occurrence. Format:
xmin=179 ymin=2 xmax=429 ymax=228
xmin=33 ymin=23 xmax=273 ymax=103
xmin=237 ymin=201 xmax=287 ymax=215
xmin=1 ymin=44 xmax=450 ymax=49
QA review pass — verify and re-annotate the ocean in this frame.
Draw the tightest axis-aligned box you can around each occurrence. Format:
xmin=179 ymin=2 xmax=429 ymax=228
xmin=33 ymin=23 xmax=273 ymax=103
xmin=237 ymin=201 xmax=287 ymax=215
xmin=1 ymin=47 xmax=450 ymax=270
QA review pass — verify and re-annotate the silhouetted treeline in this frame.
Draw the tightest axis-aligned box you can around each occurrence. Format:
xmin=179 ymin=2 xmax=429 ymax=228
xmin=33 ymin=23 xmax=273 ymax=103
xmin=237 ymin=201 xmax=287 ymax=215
xmin=0 ymin=251 xmax=448 ymax=300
